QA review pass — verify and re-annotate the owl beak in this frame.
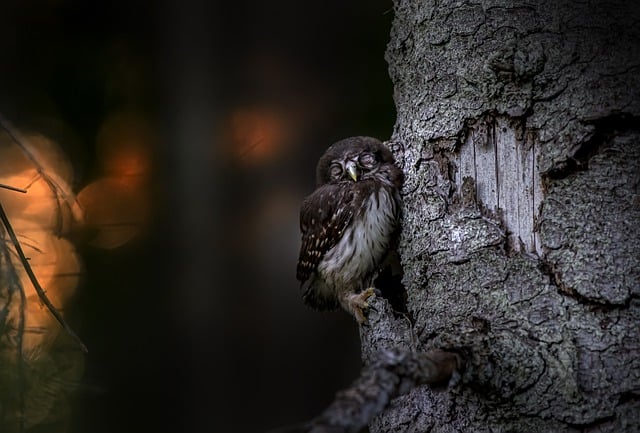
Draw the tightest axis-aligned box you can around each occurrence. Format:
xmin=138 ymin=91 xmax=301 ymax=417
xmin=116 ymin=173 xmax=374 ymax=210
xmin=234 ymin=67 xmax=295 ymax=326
xmin=346 ymin=161 xmax=358 ymax=182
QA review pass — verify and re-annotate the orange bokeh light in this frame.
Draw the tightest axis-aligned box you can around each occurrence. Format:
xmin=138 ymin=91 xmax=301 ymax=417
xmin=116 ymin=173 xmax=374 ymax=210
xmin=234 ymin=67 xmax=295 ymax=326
xmin=96 ymin=111 xmax=153 ymax=173
xmin=76 ymin=110 xmax=153 ymax=248
xmin=228 ymin=107 xmax=288 ymax=163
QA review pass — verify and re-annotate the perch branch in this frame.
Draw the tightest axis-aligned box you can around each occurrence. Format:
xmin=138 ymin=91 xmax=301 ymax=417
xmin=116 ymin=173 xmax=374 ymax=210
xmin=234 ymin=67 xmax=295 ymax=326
xmin=271 ymin=348 xmax=462 ymax=433
xmin=0 ymin=201 xmax=88 ymax=353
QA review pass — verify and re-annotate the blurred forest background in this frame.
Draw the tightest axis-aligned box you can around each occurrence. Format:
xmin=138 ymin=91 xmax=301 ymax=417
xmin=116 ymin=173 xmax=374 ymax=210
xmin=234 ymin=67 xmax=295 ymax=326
xmin=0 ymin=0 xmax=395 ymax=432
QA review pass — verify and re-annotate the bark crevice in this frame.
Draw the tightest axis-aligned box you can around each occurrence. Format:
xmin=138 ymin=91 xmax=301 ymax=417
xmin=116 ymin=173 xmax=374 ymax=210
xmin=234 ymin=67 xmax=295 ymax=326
xmin=543 ymin=113 xmax=640 ymax=181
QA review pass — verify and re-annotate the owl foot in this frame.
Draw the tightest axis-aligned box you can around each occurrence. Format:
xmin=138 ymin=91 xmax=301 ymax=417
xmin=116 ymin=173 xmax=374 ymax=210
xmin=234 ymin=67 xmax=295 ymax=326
xmin=341 ymin=287 xmax=376 ymax=324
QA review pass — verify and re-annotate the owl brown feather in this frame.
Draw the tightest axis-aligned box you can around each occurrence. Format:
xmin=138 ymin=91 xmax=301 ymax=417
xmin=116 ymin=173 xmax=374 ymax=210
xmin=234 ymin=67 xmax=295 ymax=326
xmin=297 ymin=184 xmax=356 ymax=310
xmin=297 ymin=185 xmax=354 ymax=283
xmin=296 ymin=136 xmax=403 ymax=321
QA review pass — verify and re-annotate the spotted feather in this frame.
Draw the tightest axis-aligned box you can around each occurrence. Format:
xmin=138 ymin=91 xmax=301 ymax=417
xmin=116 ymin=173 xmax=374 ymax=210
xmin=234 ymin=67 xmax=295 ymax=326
xmin=297 ymin=184 xmax=355 ymax=308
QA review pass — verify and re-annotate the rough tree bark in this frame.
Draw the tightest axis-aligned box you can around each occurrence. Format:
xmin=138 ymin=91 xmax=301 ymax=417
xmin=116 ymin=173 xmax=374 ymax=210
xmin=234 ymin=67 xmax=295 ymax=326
xmin=354 ymin=0 xmax=640 ymax=432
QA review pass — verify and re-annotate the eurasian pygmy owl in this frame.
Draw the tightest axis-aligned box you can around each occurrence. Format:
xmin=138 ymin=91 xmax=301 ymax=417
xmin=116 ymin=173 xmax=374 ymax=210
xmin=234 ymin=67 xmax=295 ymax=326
xmin=296 ymin=136 xmax=403 ymax=323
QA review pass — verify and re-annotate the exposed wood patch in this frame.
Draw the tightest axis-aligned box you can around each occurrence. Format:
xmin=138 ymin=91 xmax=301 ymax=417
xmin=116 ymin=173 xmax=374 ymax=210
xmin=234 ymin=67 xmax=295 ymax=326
xmin=456 ymin=116 xmax=542 ymax=255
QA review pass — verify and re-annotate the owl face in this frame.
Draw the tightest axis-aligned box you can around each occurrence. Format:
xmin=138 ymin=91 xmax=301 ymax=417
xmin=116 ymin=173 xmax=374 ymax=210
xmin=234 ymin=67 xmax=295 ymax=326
xmin=326 ymin=150 xmax=379 ymax=183
xmin=315 ymin=136 xmax=398 ymax=187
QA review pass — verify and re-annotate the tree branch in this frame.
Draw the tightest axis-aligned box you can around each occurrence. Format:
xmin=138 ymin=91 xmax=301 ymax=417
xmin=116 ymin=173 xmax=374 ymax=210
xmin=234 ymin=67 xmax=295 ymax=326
xmin=270 ymin=347 xmax=462 ymax=433
xmin=309 ymin=348 xmax=461 ymax=433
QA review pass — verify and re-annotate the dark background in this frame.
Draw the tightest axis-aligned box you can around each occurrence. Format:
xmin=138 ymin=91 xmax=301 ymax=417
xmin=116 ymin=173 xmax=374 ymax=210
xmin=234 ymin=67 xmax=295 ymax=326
xmin=0 ymin=1 xmax=396 ymax=432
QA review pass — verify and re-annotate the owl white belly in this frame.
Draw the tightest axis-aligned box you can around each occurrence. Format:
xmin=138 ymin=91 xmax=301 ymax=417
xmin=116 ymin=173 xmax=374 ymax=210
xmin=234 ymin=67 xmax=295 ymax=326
xmin=317 ymin=186 xmax=398 ymax=293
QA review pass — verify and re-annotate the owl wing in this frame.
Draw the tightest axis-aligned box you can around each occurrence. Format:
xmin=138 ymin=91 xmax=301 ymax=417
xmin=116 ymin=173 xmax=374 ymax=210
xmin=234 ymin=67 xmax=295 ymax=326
xmin=296 ymin=184 xmax=355 ymax=287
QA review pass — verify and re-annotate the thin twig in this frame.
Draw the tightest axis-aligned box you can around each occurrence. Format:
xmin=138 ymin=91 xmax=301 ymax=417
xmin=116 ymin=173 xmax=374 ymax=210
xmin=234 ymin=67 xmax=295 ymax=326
xmin=0 ymin=114 xmax=57 ymax=185
xmin=0 ymin=183 xmax=27 ymax=194
xmin=16 ymin=253 xmax=27 ymax=433
xmin=0 ymin=202 xmax=88 ymax=353
xmin=1 ymin=235 xmax=27 ymax=433
xmin=0 ymin=113 xmax=83 ymax=232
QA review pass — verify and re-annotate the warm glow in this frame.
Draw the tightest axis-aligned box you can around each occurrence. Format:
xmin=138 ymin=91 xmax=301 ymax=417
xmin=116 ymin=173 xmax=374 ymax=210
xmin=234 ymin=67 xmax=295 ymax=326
xmin=0 ymin=116 xmax=152 ymax=430
xmin=0 ymin=131 xmax=82 ymax=353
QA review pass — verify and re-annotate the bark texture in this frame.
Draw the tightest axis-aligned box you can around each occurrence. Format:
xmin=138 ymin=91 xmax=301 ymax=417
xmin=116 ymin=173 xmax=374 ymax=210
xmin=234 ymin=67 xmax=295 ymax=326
xmin=361 ymin=0 xmax=640 ymax=431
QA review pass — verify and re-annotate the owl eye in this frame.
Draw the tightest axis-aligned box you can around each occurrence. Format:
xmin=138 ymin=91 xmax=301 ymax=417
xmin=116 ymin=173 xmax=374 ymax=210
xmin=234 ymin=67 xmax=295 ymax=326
xmin=329 ymin=163 xmax=343 ymax=179
xmin=358 ymin=153 xmax=377 ymax=168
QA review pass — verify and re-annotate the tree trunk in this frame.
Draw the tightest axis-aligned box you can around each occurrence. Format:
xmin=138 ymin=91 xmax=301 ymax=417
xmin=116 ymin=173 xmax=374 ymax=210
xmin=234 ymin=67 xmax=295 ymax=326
xmin=361 ymin=0 xmax=640 ymax=431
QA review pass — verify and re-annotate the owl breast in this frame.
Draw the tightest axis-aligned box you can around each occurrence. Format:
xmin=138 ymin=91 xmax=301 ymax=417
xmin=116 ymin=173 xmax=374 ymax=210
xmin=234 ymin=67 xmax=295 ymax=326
xmin=317 ymin=185 xmax=399 ymax=294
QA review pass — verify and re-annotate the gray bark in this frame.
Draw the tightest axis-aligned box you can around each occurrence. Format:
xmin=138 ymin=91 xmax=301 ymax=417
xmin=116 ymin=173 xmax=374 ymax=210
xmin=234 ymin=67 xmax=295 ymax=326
xmin=360 ymin=0 xmax=640 ymax=431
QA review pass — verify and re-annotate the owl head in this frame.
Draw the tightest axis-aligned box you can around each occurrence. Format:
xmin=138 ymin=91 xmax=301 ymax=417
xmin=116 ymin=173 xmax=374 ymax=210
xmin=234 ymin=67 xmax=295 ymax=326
xmin=315 ymin=136 xmax=403 ymax=187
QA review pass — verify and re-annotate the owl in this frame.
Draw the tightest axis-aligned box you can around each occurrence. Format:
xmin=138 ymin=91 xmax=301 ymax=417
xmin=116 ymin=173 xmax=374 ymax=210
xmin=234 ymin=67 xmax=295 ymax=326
xmin=296 ymin=136 xmax=403 ymax=323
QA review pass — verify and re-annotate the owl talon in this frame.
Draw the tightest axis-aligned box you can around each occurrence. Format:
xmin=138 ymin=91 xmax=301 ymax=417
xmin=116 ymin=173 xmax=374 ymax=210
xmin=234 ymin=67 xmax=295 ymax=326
xmin=342 ymin=288 xmax=376 ymax=324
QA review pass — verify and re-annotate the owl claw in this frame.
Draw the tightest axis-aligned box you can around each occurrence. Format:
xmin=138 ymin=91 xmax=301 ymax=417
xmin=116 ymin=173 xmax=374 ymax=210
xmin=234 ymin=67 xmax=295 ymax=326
xmin=342 ymin=287 xmax=376 ymax=324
